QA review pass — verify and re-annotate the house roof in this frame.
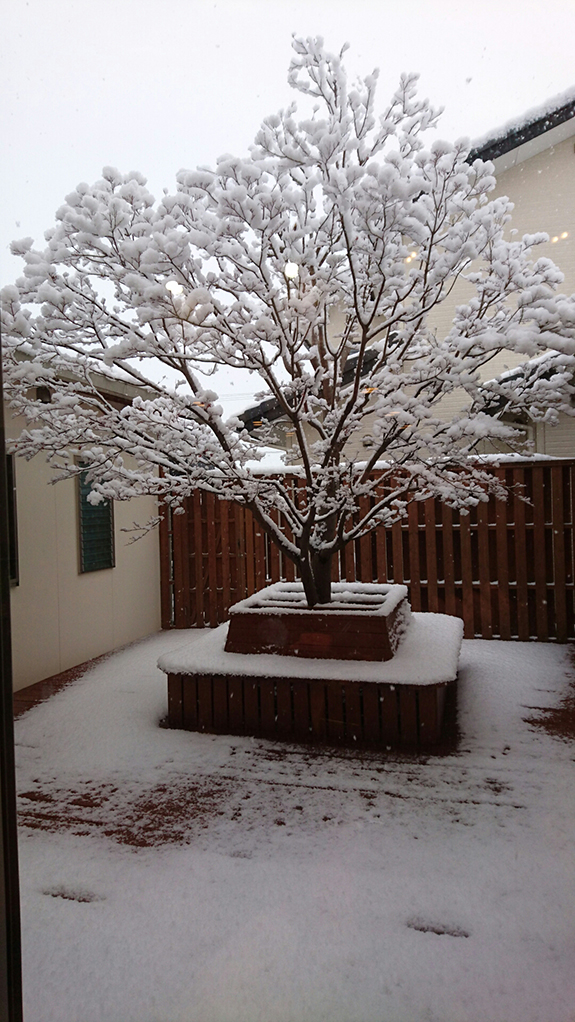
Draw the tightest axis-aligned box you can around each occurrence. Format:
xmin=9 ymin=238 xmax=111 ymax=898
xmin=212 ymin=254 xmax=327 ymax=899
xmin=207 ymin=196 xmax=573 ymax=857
xmin=468 ymin=86 xmax=575 ymax=163
xmin=479 ymin=352 xmax=574 ymax=419
xmin=240 ymin=88 xmax=575 ymax=434
xmin=10 ymin=350 xmax=158 ymax=410
xmin=239 ymin=348 xmax=379 ymax=433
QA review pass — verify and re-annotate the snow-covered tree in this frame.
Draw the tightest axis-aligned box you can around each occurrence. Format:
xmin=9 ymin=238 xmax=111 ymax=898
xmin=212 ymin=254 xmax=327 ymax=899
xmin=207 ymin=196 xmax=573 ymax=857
xmin=3 ymin=37 xmax=575 ymax=607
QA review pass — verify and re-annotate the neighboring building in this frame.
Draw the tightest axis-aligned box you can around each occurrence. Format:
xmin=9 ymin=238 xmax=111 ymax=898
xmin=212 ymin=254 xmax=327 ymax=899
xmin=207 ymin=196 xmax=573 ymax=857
xmin=5 ymin=374 xmax=161 ymax=692
xmin=433 ymin=86 xmax=575 ymax=457
xmin=241 ymin=88 xmax=575 ymax=460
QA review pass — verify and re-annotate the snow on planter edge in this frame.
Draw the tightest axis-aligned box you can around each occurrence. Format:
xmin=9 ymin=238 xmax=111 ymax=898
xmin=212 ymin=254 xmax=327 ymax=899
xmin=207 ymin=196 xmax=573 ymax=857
xmin=158 ymin=612 xmax=464 ymax=686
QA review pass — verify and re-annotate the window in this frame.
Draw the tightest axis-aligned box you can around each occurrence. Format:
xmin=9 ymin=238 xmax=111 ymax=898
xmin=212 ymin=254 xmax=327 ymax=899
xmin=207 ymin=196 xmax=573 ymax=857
xmin=6 ymin=455 xmax=18 ymax=586
xmin=78 ymin=471 xmax=115 ymax=573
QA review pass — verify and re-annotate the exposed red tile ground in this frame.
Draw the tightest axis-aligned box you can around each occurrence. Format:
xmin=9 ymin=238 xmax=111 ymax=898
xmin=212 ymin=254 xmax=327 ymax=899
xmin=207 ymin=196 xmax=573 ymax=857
xmin=13 ymin=652 xmax=114 ymax=719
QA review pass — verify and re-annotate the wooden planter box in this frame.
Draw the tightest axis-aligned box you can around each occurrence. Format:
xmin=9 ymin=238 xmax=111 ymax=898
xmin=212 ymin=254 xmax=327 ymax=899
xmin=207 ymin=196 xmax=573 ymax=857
xmin=166 ymin=670 xmax=448 ymax=748
xmin=159 ymin=610 xmax=463 ymax=751
xmin=225 ymin=582 xmax=410 ymax=661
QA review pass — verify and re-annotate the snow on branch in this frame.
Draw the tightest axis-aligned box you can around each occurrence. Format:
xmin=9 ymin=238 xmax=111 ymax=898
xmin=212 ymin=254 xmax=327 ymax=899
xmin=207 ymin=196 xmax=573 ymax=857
xmin=3 ymin=35 xmax=575 ymax=607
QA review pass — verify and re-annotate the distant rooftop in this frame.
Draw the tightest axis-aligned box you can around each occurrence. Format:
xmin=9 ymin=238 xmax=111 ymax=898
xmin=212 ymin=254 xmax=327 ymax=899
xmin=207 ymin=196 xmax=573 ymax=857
xmin=468 ymin=85 xmax=575 ymax=162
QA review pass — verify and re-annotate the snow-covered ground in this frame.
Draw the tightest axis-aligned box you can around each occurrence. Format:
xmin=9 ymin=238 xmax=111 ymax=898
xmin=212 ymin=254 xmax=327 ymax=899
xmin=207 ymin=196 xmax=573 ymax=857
xmin=15 ymin=630 xmax=575 ymax=1022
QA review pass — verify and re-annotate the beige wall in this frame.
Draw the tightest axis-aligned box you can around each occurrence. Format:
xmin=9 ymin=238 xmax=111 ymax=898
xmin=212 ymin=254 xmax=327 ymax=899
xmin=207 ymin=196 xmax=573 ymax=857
xmin=430 ymin=131 xmax=575 ymax=456
xmin=343 ymin=130 xmax=575 ymax=459
xmin=250 ymin=127 xmax=575 ymax=463
xmin=7 ymin=412 xmax=161 ymax=691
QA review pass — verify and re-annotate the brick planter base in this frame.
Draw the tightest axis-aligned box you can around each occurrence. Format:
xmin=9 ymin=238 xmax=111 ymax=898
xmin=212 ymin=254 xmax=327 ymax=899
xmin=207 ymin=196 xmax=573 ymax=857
xmin=224 ymin=582 xmax=411 ymax=661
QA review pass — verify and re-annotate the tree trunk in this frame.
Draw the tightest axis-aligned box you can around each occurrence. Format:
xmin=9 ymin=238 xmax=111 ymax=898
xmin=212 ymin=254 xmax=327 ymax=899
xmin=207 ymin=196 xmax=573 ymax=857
xmin=299 ymin=551 xmax=334 ymax=608
xmin=311 ymin=551 xmax=333 ymax=604
xmin=299 ymin=560 xmax=319 ymax=608
xmin=297 ymin=499 xmax=337 ymax=607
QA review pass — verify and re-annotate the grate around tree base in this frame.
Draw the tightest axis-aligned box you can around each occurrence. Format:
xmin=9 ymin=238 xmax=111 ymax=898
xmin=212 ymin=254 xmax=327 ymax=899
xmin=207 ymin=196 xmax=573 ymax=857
xmin=224 ymin=582 xmax=411 ymax=661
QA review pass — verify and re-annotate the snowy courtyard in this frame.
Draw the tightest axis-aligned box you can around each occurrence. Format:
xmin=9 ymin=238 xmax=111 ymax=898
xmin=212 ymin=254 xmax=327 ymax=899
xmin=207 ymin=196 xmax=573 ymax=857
xmin=14 ymin=630 xmax=575 ymax=1022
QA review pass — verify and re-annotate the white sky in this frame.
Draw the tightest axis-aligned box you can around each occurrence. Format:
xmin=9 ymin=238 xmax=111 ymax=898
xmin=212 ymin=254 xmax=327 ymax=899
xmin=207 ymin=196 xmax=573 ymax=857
xmin=2 ymin=0 xmax=575 ymax=407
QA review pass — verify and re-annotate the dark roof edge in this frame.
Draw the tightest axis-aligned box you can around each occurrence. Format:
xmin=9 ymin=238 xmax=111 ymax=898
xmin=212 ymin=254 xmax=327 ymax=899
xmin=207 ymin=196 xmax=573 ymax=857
xmin=468 ymin=98 xmax=575 ymax=163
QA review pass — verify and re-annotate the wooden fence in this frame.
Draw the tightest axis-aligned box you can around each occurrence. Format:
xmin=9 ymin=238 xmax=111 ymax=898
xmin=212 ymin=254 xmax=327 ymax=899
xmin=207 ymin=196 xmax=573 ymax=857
xmin=159 ymin=460 xmax=575 ymax=641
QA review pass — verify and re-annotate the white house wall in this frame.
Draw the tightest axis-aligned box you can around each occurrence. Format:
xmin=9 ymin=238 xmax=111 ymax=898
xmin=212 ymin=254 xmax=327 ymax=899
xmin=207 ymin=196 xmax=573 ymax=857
xmin=7 ymin=412 xmax=161 ymax=691
xmin=345 ymin=130 xmax=575 ymax=459
xmin=437 ymin=132 xmax=574 ymax=456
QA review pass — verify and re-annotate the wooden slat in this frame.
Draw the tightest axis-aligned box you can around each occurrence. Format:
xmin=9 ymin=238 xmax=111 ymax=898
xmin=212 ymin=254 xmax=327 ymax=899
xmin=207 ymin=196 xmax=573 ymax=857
xmin=275 ymin=681 xmax=292 ymax=736
xmin=567 ymin=466 xmax=575 ymax=633
xmin=227 ymin=677 xmax=243 ymax=732
xmin=494 ymin=474 xmax=511 ymax=640
xmin=375 ymin=513 xmax=388 ymax=583
xmin=254 ymin=522 xmax=266 ymax=593
xmin=309 ymin=681 xmax=327 ymax=740
xmin=167 ymin=674 xmax=183 ymax=727
xmin=292 ymin=680 xmax=310 ymax=736
xmin=205 ymin=492 xmax=219 ymax=626
xmin=214 ymin=502 xmax=224 ymax=624
xmin=283 ymin=551 xmax=296 ymax=582
xmin=173 ymin=504 xmax=191 ymax=628
xmin=407 ymin=503 xmax=421 ymax=612
xmin=243 ymin=679 xmax=259 ymax=732
xmin=212 ymin=677 xmax=228 ymax=731
xmin=362 ymin=685 xmax=381 ymax=743
xmin=196 ymin=677 xmax=213 ymax=731
xmin=532 ymin=467 xmax=548 ymax=641
xmin=344 ymin=529 xmax=355 ymax=581
xmin=182 ymin=675 xmax=198 ymax=730
xmin=283 ymin=478 xmax=297 ymax=582
xmin=459 ymin=512 xmax=475 ymax=638
xmin=326 ymin=683 xmax=345 ymax=742
xmin=398 ymin=687 xmax=418 ymax=744
xmin=159 ymin=506 xmax=174 ymax=629
xmin=552 ymin=466 xmax=567 ymax=642
xmin=380 ymin=686 xmax=399 ymax=744
xmin=269 ymin=509 xmax=281 ymax=583
xmin=343 ymin=683 xmax=362 ymax=743
xmin=259 ymin=679 xmax=276 ymax=734
xmin=235 ymin=505 xmax=247 ymax=600
xmin=220 ymin=500 xmax=231 ymax=617
xmin=245 ymin=511 xmax=256 ymax=597
xmin=192 ymin=492 xmax=205 ymax=627
xmin=283 ymin=496 xmax=296 ymax=581
xmin=477 ymin=499 xmax=492 ymax=639
xmin=425 ymin=500 xmax=438 ymax=612
xmin=417 ymin=686 xmax=439 ymax=744
xmin=442 ymin=504 xmax=456 ymax=619
xmin=358 ymin=496 xmax=372 ymax=582
xmin=391 ymin=522 xmax=403 ymax=585
xmin=513 ymin=469 xmax=530 ymax=640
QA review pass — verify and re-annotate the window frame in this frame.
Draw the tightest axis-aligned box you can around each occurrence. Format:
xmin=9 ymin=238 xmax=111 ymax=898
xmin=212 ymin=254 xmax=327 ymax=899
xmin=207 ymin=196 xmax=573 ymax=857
xmin=77 ymin=470 xmax=115 ymax=574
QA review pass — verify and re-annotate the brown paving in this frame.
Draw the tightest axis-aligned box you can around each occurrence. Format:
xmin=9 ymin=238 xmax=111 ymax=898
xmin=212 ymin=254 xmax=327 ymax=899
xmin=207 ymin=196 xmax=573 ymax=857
xmin=523 ymin=645 xmax=575 ymax=741
xmin=15 ymin=676 xmax=461 ymax=849
xmin=17 ymin=646 xmax=575 ymax=851
xmin=13 ymin=652 xmax=114 ymax=719
xmin=18 ymin=779 xmax=234 ymax=848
